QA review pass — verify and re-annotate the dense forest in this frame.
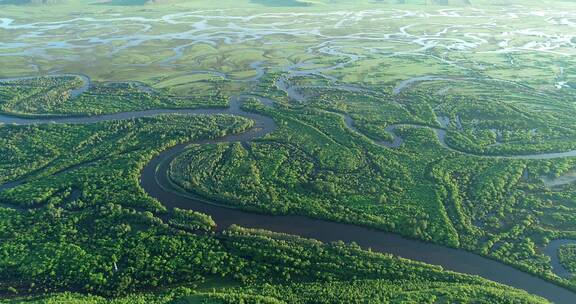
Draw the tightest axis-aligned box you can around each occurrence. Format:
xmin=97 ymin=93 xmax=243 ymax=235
xmin=0 ymin=76 xmax=556 ymax=303
xmin=2 ymin=0 xmax=576 ymax=302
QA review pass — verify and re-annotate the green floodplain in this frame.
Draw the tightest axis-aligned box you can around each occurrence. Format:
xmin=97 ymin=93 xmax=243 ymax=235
xmin=2 ymin=0 xmax=576 ymax=303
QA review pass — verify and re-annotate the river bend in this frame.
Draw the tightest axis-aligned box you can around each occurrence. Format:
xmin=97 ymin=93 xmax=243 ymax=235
xmin=0 ymin=77 xmax=575 ymax=303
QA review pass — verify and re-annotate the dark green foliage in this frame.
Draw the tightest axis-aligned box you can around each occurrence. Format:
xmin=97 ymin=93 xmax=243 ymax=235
xmin=169 ymin=208 xmax=217 ymax=232
xmin=0 ymin=114 xmax=252 ymax=210
xmin=1 ymin=224 xmax=548 ymax=302
xmin=0 ymin=69 xmax=572 ymax=302
xmin=0 ymin=76 xmax=228 ymax=116
xmin=559 ymin=245 xmax=576 ymax=274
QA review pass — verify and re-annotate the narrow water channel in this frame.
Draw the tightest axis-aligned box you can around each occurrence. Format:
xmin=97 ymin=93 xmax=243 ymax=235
xmin=1 ymin=77 xmax=576 ymax=303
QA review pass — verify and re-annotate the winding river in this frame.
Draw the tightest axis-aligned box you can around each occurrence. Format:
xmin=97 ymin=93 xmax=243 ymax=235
xmin=2 ymin=7 xmax=576 ymax=302
xmin=1 ymin=75 xmax=576 ymax=303
xmin=545 ymin=240 xmax=576 ymax=280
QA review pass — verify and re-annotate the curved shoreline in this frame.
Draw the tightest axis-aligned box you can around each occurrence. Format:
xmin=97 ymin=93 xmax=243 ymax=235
xmin=1 ymin=77 xmax=576 ymax=302
xmin=0 ymin=101 xmax=575 ymax=303
xmin=142 ymin=138 xmax=576 ymax=304
xmin=341 ymin=112 xmax=576 ymax=160
xmin=545 ymin=239 xmax=576 ymax=279
xmin=0 ymin=73 xmax=91 ymax=98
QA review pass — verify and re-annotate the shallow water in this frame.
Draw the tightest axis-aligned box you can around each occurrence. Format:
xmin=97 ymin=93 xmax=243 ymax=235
xmin=542 ymin=172 xmax=576 ymax=188
xmin=544 ymin=239 xmax=576 ymax=279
